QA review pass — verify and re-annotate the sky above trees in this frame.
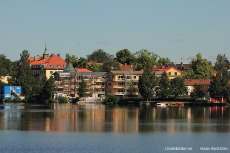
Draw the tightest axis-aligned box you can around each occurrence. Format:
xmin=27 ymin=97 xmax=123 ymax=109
xmin=1 ymin=0 xmax=229 ymax=63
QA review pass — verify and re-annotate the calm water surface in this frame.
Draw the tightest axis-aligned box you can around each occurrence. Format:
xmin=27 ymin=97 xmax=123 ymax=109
xmin=0 ymin=103 xmax=230 ymax=153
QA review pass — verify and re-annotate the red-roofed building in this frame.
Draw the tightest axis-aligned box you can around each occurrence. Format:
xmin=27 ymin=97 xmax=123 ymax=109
xmin=141 ymin=66 xmax=183 ymax=79
xmin=30 ymin=46 xmax=67 ymax=83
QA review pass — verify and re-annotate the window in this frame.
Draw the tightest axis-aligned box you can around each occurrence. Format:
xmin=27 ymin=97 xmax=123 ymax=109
xmin=168 ymin=72 xmax=171 ymax=75
xmin=108 ymin=89 xmax=111 ymax=93
xmin=50 ymin=71 xmax=53 ymax=74
xmin=126 ymin=76 xmax=131 ymax=79
xmin=133 ymin=76 xmax=136 ymax=79
xmin=57 ymin=65 xmax=60 ymax=68
xmin=174 ymin=72 xmax=177 ymax=75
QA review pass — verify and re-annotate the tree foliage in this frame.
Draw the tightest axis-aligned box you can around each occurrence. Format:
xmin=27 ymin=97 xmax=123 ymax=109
xmin=156 ymin=72 xmax=171 ymax=100
xmin=8 ymin=50 xmax=34 ymax=99
xmin=87 ymin=49 xmax=114 ymax=63
xmin=170 ymin=77 xmax=187 ymax=98
xmin=157 ymin=57 xmax=171 ymax=66
xmin=126 ymin=80 xmax=138 ymax=98
xmin=78 ymin=78 xmax=88 ymax=97
xmin=102 ymin=61 xmax=121 ymax=72
xmin=88 ymin=61 xmax=103 ymax=72
xmin=134 ymin=49 xmax=159 ymax=70
xmin=183 ymin=53 xmax=214 ymax=79
xmin=116 ymin=49 xmax=135 ymax=65
xmin=190 ymin=83 xmax=204 ymax=101
xmin=138 ymin=66 xmax=157 ymax=102
xmin=209 ymin=54 xmax=230 ymax=99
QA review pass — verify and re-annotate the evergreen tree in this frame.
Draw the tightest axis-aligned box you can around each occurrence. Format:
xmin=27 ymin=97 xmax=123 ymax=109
xmin=170 ymin=77 xmax=187 ymax=98
xmin=156 ymin=72 xmax=171 ymax=101
xmin=8 ymin=50 xmax=34 ymax=99
xmin=78 ymin=78 xmax=88 ymax=97
xmin=138 ymin=66 xmax=157 ymax=102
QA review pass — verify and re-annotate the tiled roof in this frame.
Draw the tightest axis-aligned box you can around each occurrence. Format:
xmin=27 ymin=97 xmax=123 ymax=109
xmin=75 ymin=67 xmax=92 ymax=72
xmin=184 ymin=79 xmax=211 ymax=85
xmin=119 ymin=64 xmax=134 ymax=71
xmin=30 ymin=55 xmax=67 ymax=69
xmin=106 ymin=71 xmax=143 ymax=75
xmin=184 ymin=79 xmax=230 ymax=85
xmin=88 ymin=61 xmax=103 ymax=66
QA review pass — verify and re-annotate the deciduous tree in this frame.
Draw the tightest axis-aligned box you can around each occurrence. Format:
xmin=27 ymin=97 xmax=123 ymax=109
xmin=183 ymin=53 xmax=214 ymax=79
xmin=116 ymin=49 xmax=135 ymax=65
xmin=134 ymin=49 xmax=159 ymax=70
xmin=156 ymin=72 xmax=171 ymax=101
xmin=8 ymin=50 xmax=34 ymax=99
xmin=170 ymin=77 xmax=187 ymax=98
xmin=138 ymin=66 xmax=157 ymax=102
xmin=87 ymin=49 xmax=114 ymax=63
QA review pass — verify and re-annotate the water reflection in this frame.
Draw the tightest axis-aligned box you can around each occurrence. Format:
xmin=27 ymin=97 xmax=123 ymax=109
xmin=0 ymin=103 xmax=229 ymax=133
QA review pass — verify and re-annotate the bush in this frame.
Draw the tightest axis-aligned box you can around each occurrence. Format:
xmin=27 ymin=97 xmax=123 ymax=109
xmin=5 ymin=98 xmax=12 ymax=102
xmin=13 ymin=97 xmax=22 ymax=102
xmin=103 ymin=95 xmax=119 ymax=104
xmin=59 ymin=97 xmax=68 ymax=103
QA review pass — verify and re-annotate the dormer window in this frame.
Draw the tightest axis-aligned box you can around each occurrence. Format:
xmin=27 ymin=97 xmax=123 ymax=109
xmin=57 ymin=65 xmax=60 ymax=68
xmin=63 ymin=65 xmax=66 ymax=68
xmin=50 ymin=65 xmax=54 ymax=68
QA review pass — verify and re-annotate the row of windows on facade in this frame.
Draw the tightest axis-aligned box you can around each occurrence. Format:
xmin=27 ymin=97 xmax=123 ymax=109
xmin=32 ymin=65 xmax=66 ymax=69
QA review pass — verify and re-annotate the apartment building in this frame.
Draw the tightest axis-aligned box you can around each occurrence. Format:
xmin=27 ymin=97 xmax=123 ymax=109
xmin=105 ymin=71 xmax=143 ymax=97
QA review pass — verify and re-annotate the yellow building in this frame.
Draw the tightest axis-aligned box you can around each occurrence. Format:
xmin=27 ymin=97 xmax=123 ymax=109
xmin=105 ymin=71 xmax=143 ymax=97
xmin=151 ymin=66 xmax=183 ymax=80
xmin=29 ymin=46 xmax=67 ymax=84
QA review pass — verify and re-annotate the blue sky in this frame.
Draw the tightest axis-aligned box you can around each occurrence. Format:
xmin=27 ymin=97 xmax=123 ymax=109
xmin=1 ymin=0 xmax=229 ymax=63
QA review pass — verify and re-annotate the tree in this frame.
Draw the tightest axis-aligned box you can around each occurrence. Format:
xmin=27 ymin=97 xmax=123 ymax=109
xmin=39 ymin=76 xmax=56 ymax=100
xmin=126 ymin=80 xmax=138 ymax=100
xmin=156 ymin=72 xmax=171 ymax=101
xmin=183 ymin=53 xmax=214 ymax=79
xmin=65 ymin=54 xmax=79 ymax=68
xmin=78 ymin=78 xmax=88 ymax=97
xmin=138 ymin=66 xmax=157 ymax=102
xmin=88 ymin=61 xmax=103 ymax=72
xmin=116 ymin=49 xmax=135 ymax=65
xmin=87 ymin=49 xmax=114 ymax=63
xmin=102 ymin=61 xmax=121 ymax=72
xmin=190 ymin=83 xmax=204 ymax=102
xmin=209 ymin=54 xmax=230 ymax=100
xmin=8 ymin=50 xmax=34 ymax=99
xmin=134 ymin=49 xmax=159 ymax=70
xmin=157 ymin=57 xmax=171 ymax=66
xmin=170 ymin=77 xmax=187 ymax=98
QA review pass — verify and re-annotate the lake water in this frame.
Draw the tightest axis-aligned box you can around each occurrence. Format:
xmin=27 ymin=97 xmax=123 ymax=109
xmin=0 ymin=103 xmax=230 ymax=153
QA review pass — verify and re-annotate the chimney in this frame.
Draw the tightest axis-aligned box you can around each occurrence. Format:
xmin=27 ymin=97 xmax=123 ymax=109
xmin=57 ymin=54 xmax=60 ymax=57
xmin=181 ymin=62 xmax=183 ymax=66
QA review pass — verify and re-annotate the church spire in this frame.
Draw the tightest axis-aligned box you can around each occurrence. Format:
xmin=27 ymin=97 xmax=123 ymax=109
xmin=43 ymin=42 xmax=49 ymax=59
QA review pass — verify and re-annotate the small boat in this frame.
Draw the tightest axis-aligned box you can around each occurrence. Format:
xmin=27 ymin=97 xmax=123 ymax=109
xmin=176 ymin=103 xmax=184 ymax=106
xmin=156 ymin=102 xmax=168 ymax=106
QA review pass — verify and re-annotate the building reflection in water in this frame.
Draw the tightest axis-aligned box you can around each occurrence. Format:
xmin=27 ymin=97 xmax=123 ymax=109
xmin=0 ymin=103 xmax=229 ymax=133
